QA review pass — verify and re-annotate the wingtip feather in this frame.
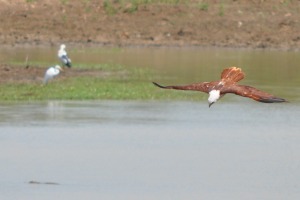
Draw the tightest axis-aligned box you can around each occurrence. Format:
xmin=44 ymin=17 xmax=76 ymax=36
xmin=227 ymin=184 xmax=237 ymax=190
xmin=260 ymin=97 xmax=288 ymax=103
xmin=152 ymin=82 xmax=166 ymax=88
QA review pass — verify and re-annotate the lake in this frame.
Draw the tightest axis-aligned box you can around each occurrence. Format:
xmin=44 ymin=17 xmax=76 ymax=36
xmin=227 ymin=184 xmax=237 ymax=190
xmin=0 ymin=46 xmax=300 ymax=199
xmin=0 ymin=100 xmax=299 ymax=200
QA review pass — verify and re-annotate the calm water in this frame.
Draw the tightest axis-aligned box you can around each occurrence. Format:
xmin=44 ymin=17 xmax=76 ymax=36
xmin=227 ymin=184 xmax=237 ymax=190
xmin=0 ymin=100 xmax=300 ymax=200
xmin=0 ymin=47 xmax=300 ymax=199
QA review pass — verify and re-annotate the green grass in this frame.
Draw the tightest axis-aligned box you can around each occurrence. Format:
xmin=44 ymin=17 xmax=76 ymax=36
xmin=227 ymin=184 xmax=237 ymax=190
xmin=103 ymin=0 xmax=118 ymax=15
xmin=218 ymin=2 xmax=225 ymax=16
xmin=0 ymin=64 xmax=202 ymax=102
xmin=103 ymin=0 xmax=187 ymax=15
xmin=198 ymin=2 xmax=208 ymax=11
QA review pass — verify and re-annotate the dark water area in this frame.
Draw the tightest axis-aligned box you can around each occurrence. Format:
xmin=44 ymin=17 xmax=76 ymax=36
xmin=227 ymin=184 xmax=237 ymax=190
xmin=0 ymin=101 xmax=299 ymax=200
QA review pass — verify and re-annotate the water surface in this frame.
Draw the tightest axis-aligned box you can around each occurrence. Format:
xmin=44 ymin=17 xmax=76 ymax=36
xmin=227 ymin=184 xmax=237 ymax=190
xmin=0 ymin=46 xmax=299 ymax=199
xmin=0 ymin=100 xmax=299 ymax=200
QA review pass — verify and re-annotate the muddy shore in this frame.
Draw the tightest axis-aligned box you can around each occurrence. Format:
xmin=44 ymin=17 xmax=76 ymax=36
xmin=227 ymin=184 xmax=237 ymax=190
xmin=1 ymin=0 xmax=300 ymax=50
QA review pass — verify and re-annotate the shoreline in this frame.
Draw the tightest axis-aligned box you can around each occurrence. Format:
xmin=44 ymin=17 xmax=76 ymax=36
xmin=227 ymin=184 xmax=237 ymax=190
xmin=2 ymin=41 xmax=300 ymax=52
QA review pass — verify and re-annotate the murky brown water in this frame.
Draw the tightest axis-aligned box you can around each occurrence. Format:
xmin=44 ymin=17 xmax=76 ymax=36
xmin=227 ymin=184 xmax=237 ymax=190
xmin=0 ymin=47 xmax=300 ymax=199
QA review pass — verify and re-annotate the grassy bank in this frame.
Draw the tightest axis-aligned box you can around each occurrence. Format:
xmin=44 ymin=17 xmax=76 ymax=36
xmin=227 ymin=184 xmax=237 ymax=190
xmin=0 ymin=63 xmax=202 ymax=102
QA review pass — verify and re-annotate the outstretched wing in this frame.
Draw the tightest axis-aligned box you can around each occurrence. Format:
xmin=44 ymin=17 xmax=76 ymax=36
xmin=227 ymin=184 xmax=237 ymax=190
xmin=153 ymin=82 xmax=210 ymax=93
xmin=224 ymin=84 xmax=287 ymax=103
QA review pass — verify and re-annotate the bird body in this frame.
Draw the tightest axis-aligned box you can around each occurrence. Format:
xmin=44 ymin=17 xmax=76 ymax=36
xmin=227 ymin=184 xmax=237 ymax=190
xmin=153 ymin=67 xmax=287 ymax=107
xmin=58 ymin=44 xmax=72 ymax=68
xmin=43 ymin=65 xmax=63 ymax=84
xmin=208 ymin=89 xmax=221 ymax=105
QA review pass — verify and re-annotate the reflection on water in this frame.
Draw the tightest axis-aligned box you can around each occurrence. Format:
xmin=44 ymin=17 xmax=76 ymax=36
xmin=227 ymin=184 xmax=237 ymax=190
xmin=0 ymin=101 xmax=300 ymax=200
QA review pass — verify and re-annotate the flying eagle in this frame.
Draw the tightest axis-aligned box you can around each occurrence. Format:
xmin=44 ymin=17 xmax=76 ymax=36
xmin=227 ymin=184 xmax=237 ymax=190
xmin=153 ymin=67 xmax=287 ymax=107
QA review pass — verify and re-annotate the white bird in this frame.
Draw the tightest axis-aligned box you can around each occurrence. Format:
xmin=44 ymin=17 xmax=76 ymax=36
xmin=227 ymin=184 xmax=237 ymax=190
xmin=43 ymin=65 xmax=63 ymax=84
xmin=58 ymin=44 xmax=72 ymax=68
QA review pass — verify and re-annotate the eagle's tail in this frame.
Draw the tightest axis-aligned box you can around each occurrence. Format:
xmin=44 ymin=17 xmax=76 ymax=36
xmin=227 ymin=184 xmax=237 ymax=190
xmin=221 ymin=67 xmax=245 ymax=83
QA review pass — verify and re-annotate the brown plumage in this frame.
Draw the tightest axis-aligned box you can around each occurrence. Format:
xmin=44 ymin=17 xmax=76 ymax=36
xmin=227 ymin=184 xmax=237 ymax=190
xmin=153 ymin=66 xmax=287 ymax=107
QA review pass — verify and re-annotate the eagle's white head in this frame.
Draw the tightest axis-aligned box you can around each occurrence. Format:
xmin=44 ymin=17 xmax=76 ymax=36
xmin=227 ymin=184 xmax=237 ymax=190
xmin=208 ymin=90 xmax=221 ymax=107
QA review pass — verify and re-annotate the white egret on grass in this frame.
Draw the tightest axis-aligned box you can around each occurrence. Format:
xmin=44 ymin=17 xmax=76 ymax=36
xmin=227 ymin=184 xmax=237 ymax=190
xmin=43 ymin=65 xmax=63 ymax=84
xmin=58 ymin=44 xmax=72 ymax=68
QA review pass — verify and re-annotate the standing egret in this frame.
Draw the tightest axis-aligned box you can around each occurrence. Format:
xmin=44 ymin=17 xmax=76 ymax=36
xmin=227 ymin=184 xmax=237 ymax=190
xmin=43 ymin=65 xmax=63 ymax=84
xmin=58 ymin=44 xmax=72 ymax=68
